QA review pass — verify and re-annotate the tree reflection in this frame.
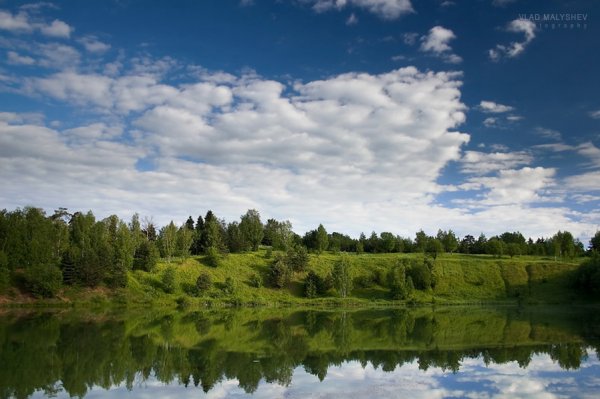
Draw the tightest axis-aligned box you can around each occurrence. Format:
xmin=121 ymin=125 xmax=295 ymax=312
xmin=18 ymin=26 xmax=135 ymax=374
xmin=0 ymin=306 xmax=598 ymax=398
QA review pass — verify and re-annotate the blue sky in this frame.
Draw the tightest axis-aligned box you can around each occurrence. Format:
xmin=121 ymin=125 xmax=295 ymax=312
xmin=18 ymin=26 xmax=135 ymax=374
xmin=0 ymin=0 xmax=599 ymax=241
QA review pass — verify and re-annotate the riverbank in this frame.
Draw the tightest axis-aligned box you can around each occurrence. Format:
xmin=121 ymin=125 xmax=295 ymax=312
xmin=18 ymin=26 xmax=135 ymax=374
xmin=0 ymin=250 xmax=587 ymax=308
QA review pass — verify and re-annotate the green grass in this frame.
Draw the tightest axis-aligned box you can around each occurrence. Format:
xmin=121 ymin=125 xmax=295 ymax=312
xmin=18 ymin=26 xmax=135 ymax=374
xmin=0 ymin=250 xmax=585 ymax=307
xmin=117 ymin=250 xmax=584 ymax=308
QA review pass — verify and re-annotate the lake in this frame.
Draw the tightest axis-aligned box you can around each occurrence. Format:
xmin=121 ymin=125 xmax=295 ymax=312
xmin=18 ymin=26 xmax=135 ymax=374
xmin=1 ymin=306 xmax=599 ymax=398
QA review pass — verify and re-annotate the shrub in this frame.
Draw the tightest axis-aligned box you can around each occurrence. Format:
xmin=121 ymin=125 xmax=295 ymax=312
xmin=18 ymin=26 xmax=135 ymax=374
xmin=353 ymin=274 xmax=375 ymax=288
xmin=196 ymin=272 xmax=212 ymax=293
xmin=332 ymin=255 xmax=353 ymax=298
xmin=407 ymin=261 xmax=432 ymax=290
xmin=248 ymin=273 xmax=262 ymax=288
xmin=161 ymin=266 xmax=177 ymax=294
xmin=268 ymin=255 xmax=291 ymax=288
xmin=176 ymin=296 xmax=190 ymax=309
xmin=575 ymin=253 xmax=600 ymax=296
xmin=205 ymin=246 xmax=222 ymax=267
xmin=304 ymin=271 xmax=321 ymax=298
xmin=286 ymin=246 xmax=309 ymax=272
xmin=223 ymin=277 xmax=235 ymax=295
xmin=24 ymin=264 xmax=62 ymax=298
xmin=265 ymin=247 xmax=273 ymax=259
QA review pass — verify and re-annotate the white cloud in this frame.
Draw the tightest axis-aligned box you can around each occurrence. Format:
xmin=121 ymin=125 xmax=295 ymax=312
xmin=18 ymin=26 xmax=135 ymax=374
xmin=589 ymin=109 xmax=600 ymax=119
xmin=7 ymin=50 xmax=35 ymax=65
xmin=483 ymin=117 xmax=497 ymax=127
xmin=506 ymin=115 xmax=523 ymax=122
xmin=478 ymin=100 xmax=514 ymax=113
xmin=460 ymin=150 xmax=532 ymax=175
xmin=0 ymin=9 xmax=72 ymax=38
xmin=36 ymin=42 xmax=80 ymax=68
xmin=420 ymin=26 xmax=462 ymax=64
xmin=346 ymin=13 xmax=358 ymax=25
xmin=39 ymin=18 xmax=71 ymax=38
xmin=459 ymin=167 xmax=556 ymax=206
xmin=489 ymin=19 xmax=536 ymax=61
xmin=535 ymin=127 xmax=561 ymax=140
xmin=492 ymin=0 xmax=517 ymax=6
xmin=403 ymin=32 xmax=418 ymax=45
xmin=0 ymin=10 xmax=32 ymax=33
xmin=308 ymin=0 xmax=413 ymax=20
xmin=78 ymin=35 xmax=111 ymax=53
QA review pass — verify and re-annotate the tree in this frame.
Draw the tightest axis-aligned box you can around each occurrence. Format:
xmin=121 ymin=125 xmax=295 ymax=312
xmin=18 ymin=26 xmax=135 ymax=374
xmin=226 ymin=221 xmax=247 ymax=253
xmin=176 ymin=225 xmax=194 ymax=258
xmin=286 ymin=246 xmax=309 ymax=272
xmin=316 ymin=224 xmax=328 ymax=254
xmin=185 ymin=216 xmax=195 ymax=231
xmin=202 ymin=211 xmax=225 ymax=253
xmin=161 ymin=266 xmax=176 ymax=294
xmin=506 ymin=243 xmax=521 ymax=258
xmin=332 ymin=255 xmax=352 ymax=298
xmin=486 ymin=237 xmax=504 ymax=258
xmin=268 ymin=255 xmax=291 ymax=288
xmin=239 ymin=209 xmax=263 ymax=251
xmin=407 ymin=260 xmax=432 ymax=290
xmin=415 ymin=230 xmax=428 ymax=253
xmin=159 ymin=221 xmax=178 ymax=262
xmin=438 ymin=229 xmax=459 ymax=254
xmin=263 ymin=219 xmax=294 ymax=250
xmin=24 ymin=264 xmax=62 ymax=298
xmin=134 ymin=240 xmax=159 ymax=272
xmin=304 ymin=271 xmax=322 ymax=298
xmin=380 ymin=232 xmax=397 ymax=253
xmin=459 ymin=235 xmax=475 ymax=254
xmin=590 ymin=231 xmax=600 ymax=252
xmin=192 ymin=215 xmax=205 ymax=255
xmin=387 ymin=261 xmax=408 ymax=300
xmin=426 ymin=239 xmax=444 ymax=260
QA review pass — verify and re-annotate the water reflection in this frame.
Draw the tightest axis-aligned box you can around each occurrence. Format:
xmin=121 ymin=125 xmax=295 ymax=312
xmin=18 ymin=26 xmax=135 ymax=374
xmin=2 ymin=306 xmax=600 ymax=398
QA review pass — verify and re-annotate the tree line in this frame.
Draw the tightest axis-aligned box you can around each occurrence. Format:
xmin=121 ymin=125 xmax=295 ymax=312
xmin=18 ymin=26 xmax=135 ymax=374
xmin=0 ymin=206 xmax=598 ymax=298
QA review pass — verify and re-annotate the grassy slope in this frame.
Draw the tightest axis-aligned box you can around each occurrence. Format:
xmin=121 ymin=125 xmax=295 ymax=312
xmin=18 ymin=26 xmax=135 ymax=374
xmin=121 ymin=250 xmax=582 ymax=307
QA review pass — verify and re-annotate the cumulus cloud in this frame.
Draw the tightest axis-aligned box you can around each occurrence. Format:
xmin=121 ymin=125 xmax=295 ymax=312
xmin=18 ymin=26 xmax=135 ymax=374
xmin=478 ymin=100 xmax=514 ymax=113
xmin=0 ymin=8 xmax=72 ymax=37
xmin=7 ymin=50 xmax=35 ymax=65
xmin=483 ymin=117 xmax=497 ymax=127
xmin=306 ymin=0 xmax=414 ymax=20
xmin=489 ymin=19 xmax=536 ymax=61
xmin=78 ymin=35 xmax=111 ymax=53
xmin=419 ymin=26 xmax=462 ymax=64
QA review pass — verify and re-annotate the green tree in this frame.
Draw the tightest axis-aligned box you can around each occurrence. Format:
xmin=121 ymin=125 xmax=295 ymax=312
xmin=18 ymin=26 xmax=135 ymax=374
xmin=304 ymin=271 xmax=322 ymax=298
xmin=161 ymin=266 xmax=176 ymax=293
xmin=415 ymin=230 xmax=428 ymax=253
xmin=268 ymin=255 xmax=291 ymax=288
xmin=590 ymin=231 xmax=600 ymax=252
xmin=176 ymin=225 xmax=194 ymax=258
xmin=332 ymin=255 xmax=352 ymax=298
xmin=316 ymin=224 xmax=329 ymax=254
xmin=437 ymin=229 xmax=459 ymax=254
xmin=286 ymin=246 xmax=309 ymax=272
xmin=159 ymin=221 xmax=178 ymax=262
xmin=506 ymin=243 xmax=521 ymax=258
xmin=226 ymin=222 xmax=247 ymax=253
xmin=24 ymin=264 xmax=62 ymax=298
xmin=380 ymin=232 xmax=397 ymax=253
xmin=134 ymin=240 xmax=159 ymax=272
xmin=486 ymin=237 xmax=504 ymax=258
xmin=426 ymin=239 xmax=444 ymax=260
xmin=387 ymin=261 xmax=408 ymax=300
xmin=263 ymin=219 xmax=294 ymax=250
xmin=239 ymin=209 xmax=264 ymax=251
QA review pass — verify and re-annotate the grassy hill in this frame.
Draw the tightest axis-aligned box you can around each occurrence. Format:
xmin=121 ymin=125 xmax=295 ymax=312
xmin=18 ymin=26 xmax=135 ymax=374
xmin=0 ymin=249 xmax=584 ymax=307
xmin=119 ymin=250 xmax=582 ymax=307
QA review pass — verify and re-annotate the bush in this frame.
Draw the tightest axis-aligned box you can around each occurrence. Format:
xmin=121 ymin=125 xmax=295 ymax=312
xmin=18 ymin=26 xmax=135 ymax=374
xmin=268 ymin=255 xmax=291 ymax=288
xmin=196 ymin=272 xmax=212 ymax=293
xmin=353 ymin=274 xmax=375 ymax=288
xmin=223 ymin=277 xmax=235 ymax=295
xmin=265 ymin=247 xmax=273 ymax=259
xmin=407 ymin=261 xmax=432 ymax=290
xmin=0 ymin=266 xmax=8 ymax=294
xmin=575 ymin=253 xmax=600 ymax=296
xmin=286 ymin=246 xmax=309 ymax=272
xmin=248 ymin=273 xmax=262 ymax=288
xmin=176 ymin=296 xmax=190 ymax=309
xmin=24 ymin=264 xmax=62 ymax=298
xmin=304 ymin=271 xmax=320 ymax=298
xmin=205 ymin=246 xmax=222 ymax=267
xmin=161 ymin=266 xmax=177 ymax=294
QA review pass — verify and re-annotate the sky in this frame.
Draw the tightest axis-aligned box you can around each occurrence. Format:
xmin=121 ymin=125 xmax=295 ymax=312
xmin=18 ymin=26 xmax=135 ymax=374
xmin=0 ymin=0 xmax=599 ymax=242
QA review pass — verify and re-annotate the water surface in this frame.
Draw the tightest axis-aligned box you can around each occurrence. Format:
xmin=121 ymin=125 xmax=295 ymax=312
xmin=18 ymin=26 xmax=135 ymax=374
xmin=2 ymin=306 xmax=599 ymax=398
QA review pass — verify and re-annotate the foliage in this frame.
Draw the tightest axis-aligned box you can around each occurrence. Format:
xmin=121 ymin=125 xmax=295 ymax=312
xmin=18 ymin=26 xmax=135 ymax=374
xmin=316 ymin=224 xmax=328 ymax=254
xmin=426 ymin=239 xmax=444 ymax=259
xmin=205 ymin=246 xmax=222 ymax=268
xmin=196 ymin=272 xmax=212 ymax=294
xmin=590 ymin=231 xmax=600 ymax=252
xmin=574 ymin=253 xmax=600 ymax=296
xmin=332 ymin=255 xmax=352 ymax=297
xmin=239 ymin=209 xmax=264 ymax=251
xmin=24 ymin=264 xmax=63 ymax=298
xmin=161 ymin=266 xmax=177 ymax=294
xmin=286 ymin=245 xmax=309 ymax=272
xmin=387 ymin=261 xmax=409 ymax=300
xmin=407 ymin=260 xmax=432 ymax=290
xmin=223 ymin=277 xmax=236 ymax=295
xmin=158 ymin=221 xmax=178 ymax=262
xmin=134 ymin=240 xmax=159 ymax=272
xmin=268 ymin=255 xmax=291 ymax=288
xmin=248 ymin=273 xmax=262 ymax=288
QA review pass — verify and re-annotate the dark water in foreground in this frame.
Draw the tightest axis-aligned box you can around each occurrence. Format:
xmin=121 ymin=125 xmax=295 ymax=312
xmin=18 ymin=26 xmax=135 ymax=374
xmin=1 ymin=306 xmax=600 ymax=398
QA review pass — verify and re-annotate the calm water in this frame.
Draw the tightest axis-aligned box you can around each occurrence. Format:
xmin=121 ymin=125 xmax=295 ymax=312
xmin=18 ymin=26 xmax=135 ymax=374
xmin=1 ymin=306 xmax=600 ymax=398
